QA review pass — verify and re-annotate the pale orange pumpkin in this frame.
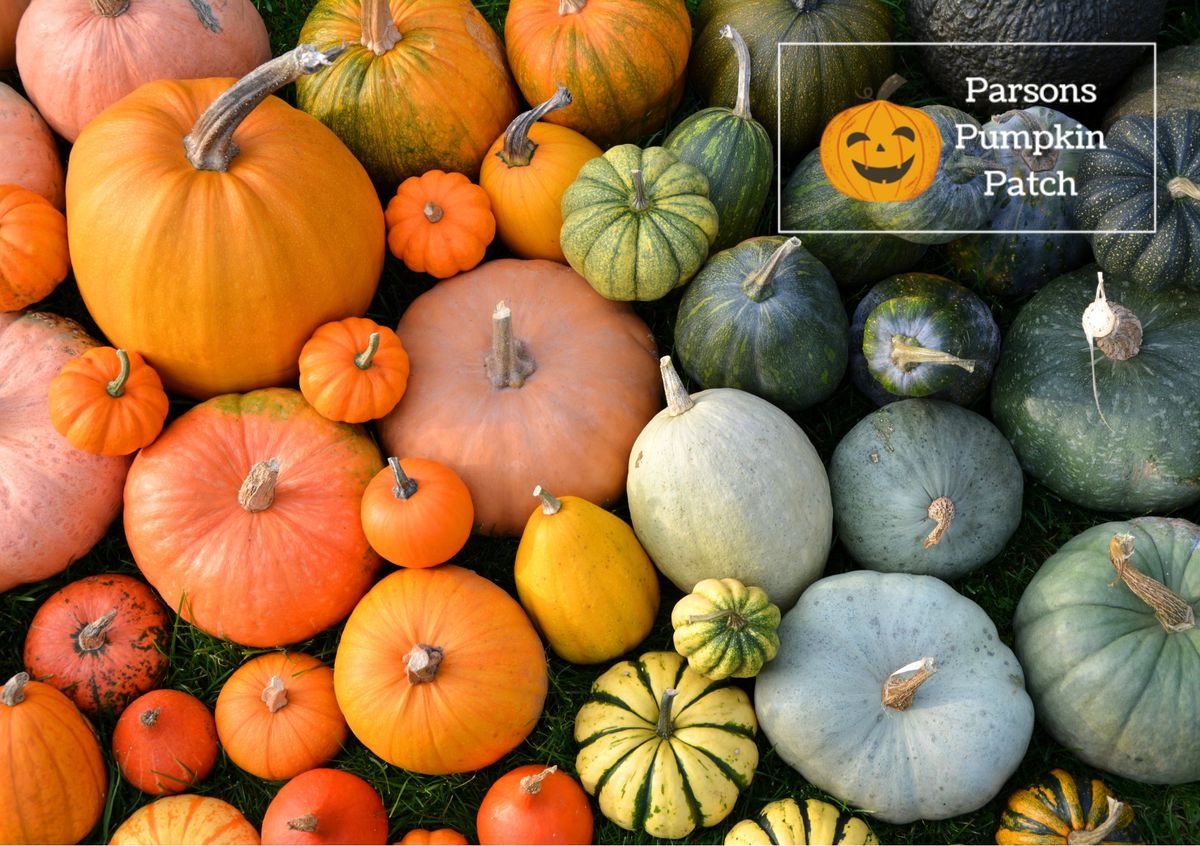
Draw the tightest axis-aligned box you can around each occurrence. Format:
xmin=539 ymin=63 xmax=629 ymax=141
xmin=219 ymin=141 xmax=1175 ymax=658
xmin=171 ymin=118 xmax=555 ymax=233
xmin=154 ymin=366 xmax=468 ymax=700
xmin=386 ymin=170 xmax=496 ymax=279
xmin=0 ymin=0 xmax=30 ymax=68
xmin=0 ymin=82 xmax=62 ymax=208
xmin=0 ymin=184 xmax=68 ymax=311
xmin=109 ymin=795 xmax=259 ymax=845
xmin=298 ymin=317 xmax=409 ymax=423
xmin=48 ymin=347 xmax=169 ymax=455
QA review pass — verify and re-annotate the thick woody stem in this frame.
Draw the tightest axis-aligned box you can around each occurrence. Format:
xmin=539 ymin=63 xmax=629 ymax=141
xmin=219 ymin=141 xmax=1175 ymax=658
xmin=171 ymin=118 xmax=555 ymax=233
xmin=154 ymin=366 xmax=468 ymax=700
xmin=993 ymin=110 xmax=1059 ymax=171
xmin=140 ymin=707 xmax=162 ymax=728
xmin=360 ymin=0 xmax=401 ymax=55
xmin=520 ymin=766 xmax=558 ymax=795
xmin=485 ymin=302 xmax=536 ymax=389
xmin=558 ymin=0 xmax=586 ymax=13
xmin=423 ymin=201 xmax=444 ymax=224
xmin=891 ymin=337 xmax=977 ymax=372
xmin=107 ymin=350 xmax=131 ymax=397
xmin=261 ymin=676 xmax=288 ymax=713
xmin=78 ymin=608 xmax=119 ymax=651
xmin=1 ymin=673 xmax=29 ymax=707
xmin=91 ymin=0 xmax=130 ymax=16
xmin=1067 ymin=798 xmax=1127 ymax=845
xmin=882 ymin=657 xmax=936 ymax=711
xmin=354 ymin=333 xmax=381 ymax=370
xmin=533 ymin=485 xmax=562 ymax=516
xmin=719 ymin=25 xmax=754 ymax=119
xmin=875 ymin=73 xmax=906 ymax=102
xmin=1108 ymin=534 xmax=1196 ymax=633
xmin=1095 ymin=303 xmax=1142 ymax=361
xmin=655 ymin=688 xmax=678 ymax=739
xmin=239 ymin=458 xmax=280 ymax=513
xmin=405 ymin=644 xmax=445 ymax=684
xmin=288 ymin=815 xmax=319 ymax=833
xmin=629 ymin=170 xmax=649 ymax=212
xmin=1168 ymin=177 xmax=1200 ymax=201
xmin=922 ymin=497 xmax=955 ymax=549
xmin=659 ymin=356 xmax=695 ymax=416
xmin=389 ymin=457 xmax=418 ymax=500
xmin=500 ymin=85 xmax=573 ymax=167
xmin=742 ymin=237 xmax=802 ymax=303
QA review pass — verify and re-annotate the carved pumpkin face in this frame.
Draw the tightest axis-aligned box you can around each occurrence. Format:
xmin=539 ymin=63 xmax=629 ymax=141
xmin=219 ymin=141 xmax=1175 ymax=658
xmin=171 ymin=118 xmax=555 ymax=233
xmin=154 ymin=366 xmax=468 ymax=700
xmin=820 ymin=99 xmax=941 ymax=203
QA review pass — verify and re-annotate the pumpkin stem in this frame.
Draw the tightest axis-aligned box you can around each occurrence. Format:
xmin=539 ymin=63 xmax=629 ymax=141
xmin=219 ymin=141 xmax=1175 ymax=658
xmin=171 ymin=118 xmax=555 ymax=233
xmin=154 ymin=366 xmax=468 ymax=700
xmin=389 ymin=457 xmax=419 ymax=500
xmin=287 ymin=814 xmax=319 ymax=833
xmin=239 ymin=458 xmax=281 ymax=513
xmin=140 ymin=707 xmax=161 ymax=728
xmin=520 ymin=765 xmax=558 ymax=795
xmin=655 ymin=688 xmax=678 ymax=739
xmin=354 ymin=333 xmax=381 ymax=370
xmin=889 ymin=336 xmax=977 ymax=373
xmin=686 ymin=608 xmax=748 ymax=630
xmin=922 ymin=496 xmax=955 ymax=549
xmin=719 ymin=25 xmax=754 ymax=120
xmin=1 ymin=673 xmax=29 ymax=707
xmin=499 ymin=84 xmax=573 ymax=168
xmin=423 ymin=201 xmax=444 ymax=224
xmin=882 ymin=657 xmax=936 ymax=711
xmin=992 ymin=110 xmax=1059 ymax=172
xmin=629 ymin=169 xmax=650 ymax=212
xmin=90 ymin=0 xmax=130 ymax=17
xmin=485 ymin=301 xmax=537 ymax=389
xmin=742 ymin=237 xmax=802 ymax=303
xmin=77 ymin=608 xmax=119 ymax=652
xmin=1082 ymin=272 xmax=1141 ymax=432
xmin=184 ymin=45 xmax=345 ymax=173
xmin=106 ymin=349 xmax=131 ymax=398
xmin=1108 ymin=534 xmax=1196 ymax=633
xmin=405 ymin=643 xmax=445 ymax=684
xmin=261 ymin=675 xmax=288 ymax=713
xmin=1067 ymin=797 xmax=1128 ymax=845
xmin=558 ymin=0 xmax=586 ymax=13
xmin=659 ymin=356 xmax=695 ymax=416
xmin=360 ymin=0 xmax=401 ymax=55
xmin=874 ymin=73 xmax=906 ymax=102
xmin=1168 ymin=176 xmax=1200 ymax=202
xmin=533 ymin=485 xmax=562 ymax=516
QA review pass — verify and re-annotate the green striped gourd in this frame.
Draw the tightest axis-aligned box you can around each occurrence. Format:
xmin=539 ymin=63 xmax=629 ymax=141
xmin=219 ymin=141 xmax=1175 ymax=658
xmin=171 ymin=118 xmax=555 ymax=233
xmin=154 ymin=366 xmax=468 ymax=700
xmin=726 ymin=798 xmax=879 ymax=845
xmin=671 ymin=578 xmax=780 ymax=680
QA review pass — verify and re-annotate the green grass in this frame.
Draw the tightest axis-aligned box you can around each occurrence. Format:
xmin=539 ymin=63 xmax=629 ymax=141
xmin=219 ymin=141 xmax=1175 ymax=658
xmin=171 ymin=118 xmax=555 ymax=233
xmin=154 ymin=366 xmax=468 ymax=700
xmin=3 ymin=1 xmax=1200 ymax=843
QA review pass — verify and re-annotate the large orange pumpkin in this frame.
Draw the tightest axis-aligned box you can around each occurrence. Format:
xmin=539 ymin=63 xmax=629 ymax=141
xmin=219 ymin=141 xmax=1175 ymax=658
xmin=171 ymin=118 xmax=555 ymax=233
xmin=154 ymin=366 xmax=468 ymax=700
xmin=109 ymin=795 xmax=259 ymax=845
xmin=378 ymin=259 xmax=660 ymax=536
xmin=334 ymin=565 xmax=548 ymax=775
xmin=0 ymin=184 xmax=69 ymax=311
xmin=0 ymin=83 xmax=62 ymax=208
xmin=124 ymin=388 xmax=382 ymax=647
xmin=66 ymin=45 xmax=385 ymax=399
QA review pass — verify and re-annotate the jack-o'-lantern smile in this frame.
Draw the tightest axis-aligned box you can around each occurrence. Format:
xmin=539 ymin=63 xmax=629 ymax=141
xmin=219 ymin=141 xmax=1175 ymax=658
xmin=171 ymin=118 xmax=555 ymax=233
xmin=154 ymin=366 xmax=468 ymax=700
xmin=852 ymin=156 xmax=915 ymax=184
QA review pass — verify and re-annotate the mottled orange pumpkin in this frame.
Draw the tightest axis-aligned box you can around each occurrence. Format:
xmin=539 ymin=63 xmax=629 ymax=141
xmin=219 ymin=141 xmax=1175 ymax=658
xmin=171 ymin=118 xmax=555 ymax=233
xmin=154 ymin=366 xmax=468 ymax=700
xmin=386 ymin=170 xmax=495 ymax=279
xmin=298 ymin=317 xmax=410 ymax=423
xmin=110 ymin=795 xmax=259 ymax=845
xmin=0 ymin=184 xmax=68 ymax=311
xmin=113 ymin=689 xmax=219 ymax=796
xmin=48 ymin=347 xmax=169 ymax=456
xmin=360 ymin=457 xmax=474 ymax=569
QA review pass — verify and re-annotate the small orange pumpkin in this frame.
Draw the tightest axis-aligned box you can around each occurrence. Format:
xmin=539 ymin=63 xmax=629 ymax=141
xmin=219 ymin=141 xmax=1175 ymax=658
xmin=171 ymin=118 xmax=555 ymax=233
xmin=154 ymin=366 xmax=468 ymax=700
xmin=0 ymin=184 xmax=68 ymax=311
xmin=109 ymin=795 xmax=259 ymax=845
xmin=385 ymin=170 xmax=495 ymax=279
xmin=477 ymin=764 xmax=594 ymax=845
xmin=112 ymin=689 xmax=219 ymax=796
xmin=298 ymin=317 xmax=410 ymax=423
xmin=360 ymin=457 xmax=474 ymax=569
xmin=261 ymin=768 xmax=388 ymax=845
xmin=397 ymin=830 xmax=469 ymax=846
xmin=48 ymin=347 xmax=169 ymax=455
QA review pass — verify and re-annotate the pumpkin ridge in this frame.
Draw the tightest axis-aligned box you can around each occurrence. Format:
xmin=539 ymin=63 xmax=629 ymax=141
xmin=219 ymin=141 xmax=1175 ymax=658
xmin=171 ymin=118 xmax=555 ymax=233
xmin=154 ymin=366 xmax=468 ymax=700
xmin=666 ymin=742 xmax=706 ymax=828
xmin=630 ymin=741 xmax=657 ymax=831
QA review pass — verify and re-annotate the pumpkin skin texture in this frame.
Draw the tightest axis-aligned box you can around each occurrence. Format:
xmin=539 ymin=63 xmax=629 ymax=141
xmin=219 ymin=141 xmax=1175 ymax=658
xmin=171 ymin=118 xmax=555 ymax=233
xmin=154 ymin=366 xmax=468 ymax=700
xmin=559 ymin=144 xmax=719 ymax=302
xmin=0 ymin=0 xmax=29 ymax=67
xmin=386 ymin=170 xmax=496 ymax=280
xmin=671 ymin=578 xmax=780 ymax=680
xmin=67 ymin=47 xmax=385 ymax=400
xmin=0 ymin=311 xmax=130 ymax=594
xmin=755 ymin=571 xmax=1034 ymax=824
xmin=334 ymin=566 xmax=548 ymax=775
xmin=1014 ymin=518 xmax=1200 ymax=785
xmin=996 ymin=769 xmax=1141 ymax=845
xmin=298 ymin=317 xmax=409 ymax=424
xmin=0 ymin=83 xmax=63 ymax=208
xmin=360 ymin=457 xmax=474 ymax=569
xmin=1105 ymin=45 xmax=1200 ymax=128
xmin=627 ymin=358 xmax=832 ymax=610
xmin=112 ymin=689 xmax=219 ymax=796
xmin=515 ymin=487 xmax=659 ymax=665
xmin=0 ymin=184 xmax=69 ymax=311
xmin=124 ymin=388 xmax=383 ymax=647
xmin=674 ymin=236 xmax=848 ymax=413
xmin=398 ymin=831 xmax=468 ymax=846
xmin=724 ymin=798 xmax=879 ymax=845
xmin=477 ymin=764 xmax=594 ymax=845
xmin=260 ymin=768 xmax=388 ymax=846
xmin=296 ymin=0 xmax=519 ymax=187
xmin=991 ymin=267 xmax=1200 ymax=513
xmin=110 ymin=795 xmax=259 ymax=845
xmin=829 ymin=400 xmax=1023 ymax=579
xmin=0 ymin=673 xmax=107 ymax=846
xmin=48 ymin=347 xmax=169 ymax=456
xmin=377 ymin=259 xmax=660 ymax=537
xmin=574 ymin=650 xmax=758 ymax=839
xmin=16 ymin=0 xmax=270 ymax=143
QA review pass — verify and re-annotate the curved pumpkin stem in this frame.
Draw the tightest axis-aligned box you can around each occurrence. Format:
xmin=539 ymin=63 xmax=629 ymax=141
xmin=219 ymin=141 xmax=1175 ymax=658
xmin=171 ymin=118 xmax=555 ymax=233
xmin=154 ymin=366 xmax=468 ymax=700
xmin=77 ymin=608 xmax=119 ymax=652
xmin=719 ymin=25 xmax=754 ymax=120
xmin=533 ymin=485 xmax=562 ymax=516
xmin=1108 ymin=534 xmax=1196 ymax=633
xmin=239 ymin=458 xmax=280 ymax=513
xmin=1168 ymin=177 xmax=1200 ymax=201
xmin=360 ymin=0 xmax=401 ymax=55
xmin=922 ymin=496 xmax=955 ymax=549
xmin=1067 ymin=798 xmax=1127 ymax=845
xmin=500 ymin=84 xmax=573 ymax=168
xmin=485 ymin=302 xmax=536 ymax=389
xmin=882 ymin=657 xmax=936 ymax=711
xmin=520 ymin=765 xmax=558 ymax=795
xmin=354 ymin=333 xmax=381 ymax=370
xmin=890 ymin=336 xmax=977 ymax=373
xmin=261 ymin=675 xmax=288 ymax=713
xmin=107 ymin=349 xmax=131 ymax=398
xmin=1 ymin=673 xmax=29 ymax=707
xmin=389 ymin=457 xmax=418 ymax=500
xmin=874 ymin=73 xmax=907 ymax=102
xmin=742 ymin=237 xmax=802 ymax=302
xmin=91 ymin=0 xmax=130 ymax=16
xmin=655 ymin=688 xmax=678 ymax=739
xmin=659 ymin=356 xmax=695 ymax=417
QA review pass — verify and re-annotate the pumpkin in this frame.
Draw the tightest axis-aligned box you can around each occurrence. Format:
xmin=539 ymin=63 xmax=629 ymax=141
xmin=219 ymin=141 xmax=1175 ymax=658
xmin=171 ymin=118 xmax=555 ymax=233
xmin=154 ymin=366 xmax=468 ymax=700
xmin=480 ymin=85 xmax=602 ymax=263
xmin=112 ymin=689 xmax=219 ymax=795
xmin=559 ymin=144 xmax=719 ymax=302
xmin=849 ymin=273 xmax=1000 ymax=407
xmin=0 ymin=311 xmax=130 ymax=594
xmin=1014 ymin=519 xmax=1200 ymax=784
xmin=215 ymin=652 xmax=348 ymax=782
xmin=664 ymin=25 xmax=772 ymax=252
xmin=398 ymin=831 xmax=468 ymax=846
xmin=673 ymin=236 xmax=848 ymax=412
xmin=1105 ymin=44 xmax=1200 ymax=128
xmin=755 ymin=571 xmax=1035 ymax=823
xmin=477 ymin=764 xmax=594 ymax=845
xmin=261 ymin=768 xmax=388 ymax=845
xmin=671 ymin=578 xmax=780 ymax=680
xmin=0 ymin=83 xmax=63 ymax=208
xmin=67 ymin=45 xmax=385 ymax=399
xmin=829 ymin=399 xmax=1023 ymax=579
xmin=997 ymin=769 xmax=1142 ymax=845
xmin=298 ymin=317 xmax=409 ymax=424
xmin=385 ymin=170 xmax=495 ymax=280
xmin=16 ymin=0 xmax=270 ymax=142
xmin=724 ymin=798 xmax=879 ymax=845
xmin=109 ymin=795 xmax=259 ymax=845
xmin=359 ymin=457 xmax=474 ymax=569
xmin=626 ymin=357 xmax=832 ymax=609
xmin=0 ymin=184 xmax=68 ymax=311
xmin=23 ymin=573 xmax=168 ymax=716
xmin=0 ymin=0 xmax=29 ymax=67
xmin=0 ymin=672 xmax=107 ymax=845
xmin=575 ymin=650 xmax=758 ymax=838
xmin=514 ymin=486 xmax=659 ymax=664
xmin=377 ymin=259 xmax=660 ymax=537
xmin=124 ymin=388 xmax=382 ymax=646
xmin=334 ymin=565 xmax=548 ymax=775
xmin=48 ymin=347 xmax=169 ymax=456
xmin=296 ymin=0 xmax=519 ymax=186
xmin=1074 ymin=111 xmax=1200 ymax=291
xmin=505 ymin=0 xmax=690 ymax=149
xmin=991 ymin=268 xmax=1200 ymax=513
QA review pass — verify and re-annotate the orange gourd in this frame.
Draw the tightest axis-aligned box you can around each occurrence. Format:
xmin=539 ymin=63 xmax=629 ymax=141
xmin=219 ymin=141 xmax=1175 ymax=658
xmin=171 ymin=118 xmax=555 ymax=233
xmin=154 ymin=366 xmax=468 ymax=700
xmin=479 ymin=85 xmax=601 ymax=262
xmin=397 ymin=831 xmax=469 ymax=846
xmin=360 ymin=457 xmax=474 ymax=568
xmin=48 ymin=347 xmax=169 ymax=455
xmin=112 ymin=689 xmax=219 ymax=795
xmin=0 ymin=184 xmax=68 ymax=311
xmin=477 ymin=765 xmax=594 ymax=845
xmin=0 ymin=83 xmax=63 ymax=208
xmin=335 ymin=565 xmax=548 ymax=775
xmin=109 ymin=795 xmax=259 ymax=845
xmin=299 ymin=317 xmax=409 ymax=423
xmin=261 ymin=768 xmax=388 ymax=845
xmin=386 ymin=170 xmax=496 ymax=279
xmin=216 ymin=652 xmax=348 ymax=782
xmin=0 ymin=0 xmax=29 ymax=68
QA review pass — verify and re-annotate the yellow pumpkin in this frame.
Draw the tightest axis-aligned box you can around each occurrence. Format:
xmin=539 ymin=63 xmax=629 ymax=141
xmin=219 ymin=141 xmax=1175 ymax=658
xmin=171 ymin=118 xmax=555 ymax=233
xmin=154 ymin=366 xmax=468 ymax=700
xmin=725 ymin=798 xmax=879 ymax=845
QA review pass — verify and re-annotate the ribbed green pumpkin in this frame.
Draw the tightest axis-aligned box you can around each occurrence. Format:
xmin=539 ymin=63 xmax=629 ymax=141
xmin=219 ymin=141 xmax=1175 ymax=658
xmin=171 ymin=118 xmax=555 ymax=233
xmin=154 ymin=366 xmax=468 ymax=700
xmin=725 ymin=798 xmax=879 ymax=845
xmin=674 ymin=237 xmax=847 ymax=412
xmin=560 ymin=145 xmax=718 ymax=301
xmin=664 ymin=25 xmax=771 ymax=252
xmin=671 ymin=578 xmax=781 ymax=680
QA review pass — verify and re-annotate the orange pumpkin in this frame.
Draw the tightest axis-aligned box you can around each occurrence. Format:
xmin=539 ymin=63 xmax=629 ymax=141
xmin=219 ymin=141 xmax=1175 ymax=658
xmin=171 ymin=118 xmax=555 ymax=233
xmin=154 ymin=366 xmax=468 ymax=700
xmin=477 ymin=765 xmax=594 ymax=845
xmin=0 ymin=672 xmax=108 ymax=845
xmin=124 ymin=388 xmax=382 ymax=647
xmin=397 ymin=831 xmax=469 ymax=846
xmin=360 ymin=457 xmax=474 ymax=568
xmin=0 ymin=0 xmax=29 ymax=68
xmin=109 ymin=795 xmax=259 ymax=845
xmin=112 ymin=689 xmax=219 ymax=795
xmin=0 ymin=83 xmax=63 ymax=208
xmin=48 ymin=347 xmax=169 ymax=456
xmin=66 ymin=45 xmax=384 ymax=399
xmin=334 ymin=565 xmax=548 ymax=775
xmin=261 ymin=768 xmax=388 ymax=845
xmin=298 ymin=317 xmax=409 ymax=423
xmin=819 ymin=74 xmax=942 ymax=203
xmin=386 ymin=170 xmax=496 ymax=279
xmin=0 ymin=184 xmax=68 ymax=311
xmin=215 ymin=652 xmax=348 ymax=782
xmin=479 ymin=85 xmax=602 ymax=262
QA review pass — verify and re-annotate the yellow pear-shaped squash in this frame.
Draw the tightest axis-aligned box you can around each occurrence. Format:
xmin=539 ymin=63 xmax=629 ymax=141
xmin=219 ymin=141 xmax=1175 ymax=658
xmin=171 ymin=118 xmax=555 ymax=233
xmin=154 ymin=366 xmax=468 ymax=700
xmin=515 ymin=486 xmax=659 ymax=664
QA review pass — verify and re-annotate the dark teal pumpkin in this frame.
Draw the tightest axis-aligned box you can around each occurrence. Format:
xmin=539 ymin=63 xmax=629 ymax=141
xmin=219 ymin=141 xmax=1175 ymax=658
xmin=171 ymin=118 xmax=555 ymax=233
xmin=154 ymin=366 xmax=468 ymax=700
xmin=1105 ymin=43 xmax=1200 ymax=128
xmin=674 ymin=237 xmax=847 ymax=412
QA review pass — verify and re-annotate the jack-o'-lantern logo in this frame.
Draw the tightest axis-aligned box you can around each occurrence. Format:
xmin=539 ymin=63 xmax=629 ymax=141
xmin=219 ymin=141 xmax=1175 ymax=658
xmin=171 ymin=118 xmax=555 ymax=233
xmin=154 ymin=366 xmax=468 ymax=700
xmin=819 ymin=75 xmax=942 ymax=203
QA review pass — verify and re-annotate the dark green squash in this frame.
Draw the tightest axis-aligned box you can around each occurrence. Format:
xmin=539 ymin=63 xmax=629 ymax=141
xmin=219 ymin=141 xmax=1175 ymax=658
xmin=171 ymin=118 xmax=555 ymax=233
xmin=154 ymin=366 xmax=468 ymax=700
xmin=1105 ymin=43 xmax=1200 ymax=128
xmin=674 ymin=237 xmax=848 ymax=412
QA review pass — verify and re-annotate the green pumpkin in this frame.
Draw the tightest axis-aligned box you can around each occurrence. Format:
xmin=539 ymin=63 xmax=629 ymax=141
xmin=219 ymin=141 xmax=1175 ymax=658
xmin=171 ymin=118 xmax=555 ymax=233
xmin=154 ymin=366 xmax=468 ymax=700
xmin=1014 ymin=517 xmax=1200 ymax=784
xmin=991 ymin=266 xmax=1200 ymax=513
xmin=671 ymin=578 xmax=781 ymax=680
xmin=726 ymin=798 xmax=879 ymax=845
xmin=664 ymin=26 xmax=772 ymax=252
xmin=560 ymin=145 xmax=718 ymax=302
xmin=1105 ymin=43 xmax=1200 ymax=128
xmin=674 ymin=237 xmax=848 ymax=412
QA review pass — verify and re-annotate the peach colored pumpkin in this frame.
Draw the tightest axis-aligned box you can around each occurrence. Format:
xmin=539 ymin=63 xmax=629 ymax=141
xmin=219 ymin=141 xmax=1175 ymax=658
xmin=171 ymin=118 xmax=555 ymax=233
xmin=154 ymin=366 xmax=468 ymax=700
xmin=0 ymin=0 xmax=29 ymax=68
xmin=15 ymin=0 xmax=270 ymax=142
xmin=0 ymin=312 xmax=130 ymax=594
xmin=0 ymin=83 xmax=63 ymax=208
xmin=110 ymin=795 xmax=259 ymax=845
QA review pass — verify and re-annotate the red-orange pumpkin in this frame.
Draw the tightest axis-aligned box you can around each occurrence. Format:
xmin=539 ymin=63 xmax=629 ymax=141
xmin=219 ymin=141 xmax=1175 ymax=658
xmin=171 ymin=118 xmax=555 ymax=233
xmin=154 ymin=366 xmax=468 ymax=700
xmin=112 ymin=689 xmax=219 ymax=795
xmin=397 ymin=830 xmax=469 ymax=845
xmin=360 ymin=457 xmax=474 ymax=569
xmin=0 ymin=83 xmax=62 ymax=208
xmin=477 ymin=765 xmax=594 ymax=845
xmin=48 ymin=347 xmax=169 ymax=455
xmin=298 ymin=317 xmax=409 ymax=423
xmin=0 ymin=0 xmax=30 ymax=68
xmin=386 ymin=170 xmax=496 ymax=279
xmin=0 ymin=184 xmax=68 ymax=311
xmin=109 ymin=795 xmax=259 ymax=845
xmin=261 ymin=768 xmax=388 ymax=845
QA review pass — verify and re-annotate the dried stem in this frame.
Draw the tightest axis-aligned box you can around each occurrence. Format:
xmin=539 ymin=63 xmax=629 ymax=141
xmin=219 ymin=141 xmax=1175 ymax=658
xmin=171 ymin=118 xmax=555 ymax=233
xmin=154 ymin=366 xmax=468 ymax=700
xmin=882 ymin=657 xmax=936 ymax=711
xmin=239 ymin=458 xmax=280 ymax=513
xmin=405 ymin=644 xmax=445 ymax=684
xmin=1108 ymin=534 xmax=1196 ymax=632
xmin=261 ymin=676 xmax=288 ymax=713
xmin=922 ymin=497 xmax=955 ymax=549
xmin=389 ymin=457 xmax=418 ymax=500
xmin=533 ymin=485 xmax=562 ymax=516
xmin=77 ymin=608 xmax=119 ymax=651
xmin=659 ymin=356 xmax=695 ymax=416
xmin=485 ymin=302 xmax=536 ymax=389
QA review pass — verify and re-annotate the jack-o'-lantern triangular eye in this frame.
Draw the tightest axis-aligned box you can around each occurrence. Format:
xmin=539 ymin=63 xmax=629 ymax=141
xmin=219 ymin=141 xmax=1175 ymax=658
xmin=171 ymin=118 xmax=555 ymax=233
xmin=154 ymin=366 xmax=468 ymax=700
xmin=893 ymin=126 xmax=916 ymax=141
xmin=845 ymin=132 xmax=870 ymax=147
